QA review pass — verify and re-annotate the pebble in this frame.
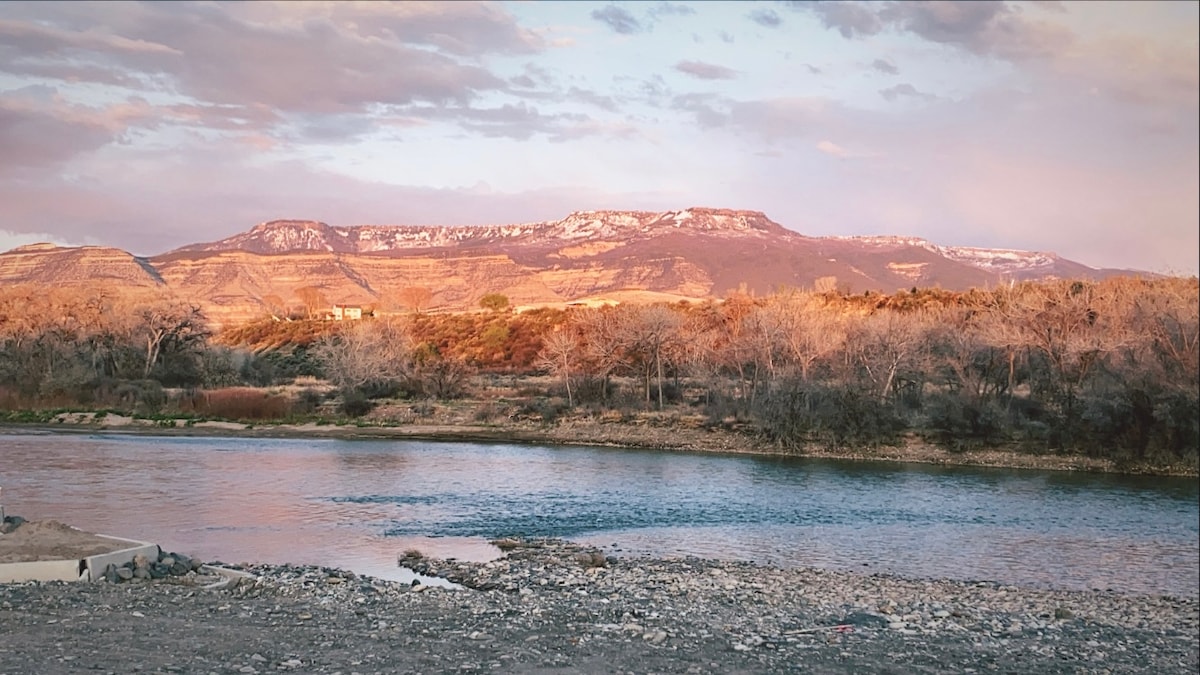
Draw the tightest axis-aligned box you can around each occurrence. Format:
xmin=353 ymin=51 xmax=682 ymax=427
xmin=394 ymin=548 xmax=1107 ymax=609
xmin=2 ymin=537 xmax=1196 ymax=674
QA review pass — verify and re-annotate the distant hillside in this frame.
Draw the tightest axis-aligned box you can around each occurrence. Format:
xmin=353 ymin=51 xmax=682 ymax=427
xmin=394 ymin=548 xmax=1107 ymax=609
xmin=1 ymin=207 xmax=1139 ymax=327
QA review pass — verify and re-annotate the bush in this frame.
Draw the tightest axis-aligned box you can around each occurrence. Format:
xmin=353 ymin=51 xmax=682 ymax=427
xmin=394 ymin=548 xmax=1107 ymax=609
xmin=109 ymin=379 xmax=167 ymax=414
xmin=924 ymin=392 xmax=1007 ymax=451
xmin=339 ymin=389 xmax=374 ymax=417
xmin=292 ymin=388 xmax=324 ymax=415
xmin=755 ymin=381 xmax=904 ymax=450
xmin=516 ymin=397 xmax=571 ymax=424
xmin=182 ymin=387 xmax=292 ymax=421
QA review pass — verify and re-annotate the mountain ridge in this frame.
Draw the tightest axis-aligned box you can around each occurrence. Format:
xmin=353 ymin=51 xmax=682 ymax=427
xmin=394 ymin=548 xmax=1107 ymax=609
xmin=0 ymin=207 xmax=1144 ymax=328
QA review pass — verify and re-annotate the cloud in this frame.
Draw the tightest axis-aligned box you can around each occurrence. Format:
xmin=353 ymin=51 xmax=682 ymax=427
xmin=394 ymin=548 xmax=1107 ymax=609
xmin=671 ymin=94 xmax=839 ymax=141
xmin=718 ymin=30 xmax=735 ymax=43
xmin=0 ymin=4 xmax=531 ymax=119
xmin=232 ymin=2 xmax=544 ymax=56
xmin=878 ymin=1 xmax=1072 ymax=61
xmin=0 ymin=91 xmax=160 ymax=175
xmin=815 ymin=139 xmax=877 ymax=159
xmin=879 ymin=83 xmax=937 ymax=102
xmin=591 ymin=5 xmax=641 ymax=34
xmin=748 ymin=8 xmax=783 ymax=28
xmin=729 ymin=97 xmax=832 ymax=141
xmin=649 ymin=3 xmax=696 ymax=19
xmin=792 ymin=1 xmax=884 ymax=39
xmin=815 ymin=140 xmax=850 ymax=157
xmin=674 ymin=60 xmax=739 ymax=81
xmin=789 ymin=0 xmax=1072 ymax=62
xmin=0 ymin=229 xmax=83 ymax=253
xmin=871 ymin=58 xmax=899 ymax=75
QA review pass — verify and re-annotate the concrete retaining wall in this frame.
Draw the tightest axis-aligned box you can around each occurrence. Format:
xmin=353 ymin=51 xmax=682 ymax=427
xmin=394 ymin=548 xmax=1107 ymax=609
xmin=0 ymin=535 xmax=159 ymax=583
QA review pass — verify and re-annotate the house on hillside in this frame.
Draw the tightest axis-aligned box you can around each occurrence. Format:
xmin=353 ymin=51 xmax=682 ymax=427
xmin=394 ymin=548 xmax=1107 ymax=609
xmin=330 ymin=304 xmax=363 ymax=321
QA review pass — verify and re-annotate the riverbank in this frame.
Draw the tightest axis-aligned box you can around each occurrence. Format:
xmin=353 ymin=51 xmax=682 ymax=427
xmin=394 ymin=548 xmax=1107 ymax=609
xmin=4 ymin=405 xmax=1196 ymax=476
xmin=1 ymin=537 xmax=1195 ymax=674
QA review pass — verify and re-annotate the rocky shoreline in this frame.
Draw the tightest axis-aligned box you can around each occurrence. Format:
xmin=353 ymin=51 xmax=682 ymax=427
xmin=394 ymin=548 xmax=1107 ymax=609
xmin=1 ymin=538 xmax=1196 ymax=674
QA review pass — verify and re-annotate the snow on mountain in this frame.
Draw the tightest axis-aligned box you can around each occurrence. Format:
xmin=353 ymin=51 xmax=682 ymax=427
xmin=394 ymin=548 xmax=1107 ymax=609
xmin=175 ymin=208 xmax=788 ymax=255
xmin=833 ymin=235 xmax=1067 ymax=276
xmin=172 ymin=209 xmax=1094 ymax=281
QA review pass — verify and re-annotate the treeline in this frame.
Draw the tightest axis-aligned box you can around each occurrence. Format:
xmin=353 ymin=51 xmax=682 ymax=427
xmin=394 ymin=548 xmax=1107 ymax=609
xmin=2 ymin=277 xmax=1197 ymax=467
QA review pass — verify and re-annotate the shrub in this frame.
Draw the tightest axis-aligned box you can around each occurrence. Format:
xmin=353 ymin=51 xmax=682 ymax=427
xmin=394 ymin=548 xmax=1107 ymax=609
xmin=516 ymin=397 xmax=570 ymax=424
xmin=109 ymin=379 xmax=167 ymax=414
xmin=185 ymin=387 xmax=292 ymax=421
xmin=924 ymin=392 xmax=1007 ymax=451
xmin=339 ymin=389 xmax=374 ymax=417
xmin=755 ymin=380 xmax=904 ymax=450
xmin=292 ymin=388 xmax=324 ymax=415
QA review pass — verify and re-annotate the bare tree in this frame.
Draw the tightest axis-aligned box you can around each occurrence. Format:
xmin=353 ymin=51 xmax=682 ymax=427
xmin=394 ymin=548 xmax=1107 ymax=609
xmin=618 ymin=304 xmax=683 ymax=408
xmin=312 ymin=317 xmax=413 ymax=390
xmin=767 ymin=290 xmax=846 ymax=383
xmin=136 ymin=300 xmax=208 ymax=379
xmin=397 ymin=286 xmax=434 ymax=314
xmin=846 ymin=308 xmax=926 ymax=404
xmin=536 ymin=325 xmax=580 ymax=406
xmin=294 ymin=286 xmax=328 ymax=320
xmin=575 ymin=307 xmax=627 ymax=402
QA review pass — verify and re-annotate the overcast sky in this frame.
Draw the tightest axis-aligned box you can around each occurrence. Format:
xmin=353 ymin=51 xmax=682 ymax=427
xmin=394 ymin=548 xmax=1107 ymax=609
xmin=0 ymin=1 xmax=1196 ymax=273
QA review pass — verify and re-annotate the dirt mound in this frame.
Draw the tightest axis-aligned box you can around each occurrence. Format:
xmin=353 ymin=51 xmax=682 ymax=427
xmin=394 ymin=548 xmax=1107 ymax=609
xmin=0 ymin=519 xmax=129 ymax=563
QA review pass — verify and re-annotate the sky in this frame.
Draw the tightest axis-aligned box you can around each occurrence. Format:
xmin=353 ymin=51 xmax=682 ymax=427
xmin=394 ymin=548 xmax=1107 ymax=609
xmin=0 ymin=1 xmax=1196 ymax=274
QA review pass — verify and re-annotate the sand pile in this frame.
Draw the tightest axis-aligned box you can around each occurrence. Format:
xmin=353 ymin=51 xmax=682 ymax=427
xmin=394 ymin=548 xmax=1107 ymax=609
xmin=0 ymin=518 xmax=127 ymax=563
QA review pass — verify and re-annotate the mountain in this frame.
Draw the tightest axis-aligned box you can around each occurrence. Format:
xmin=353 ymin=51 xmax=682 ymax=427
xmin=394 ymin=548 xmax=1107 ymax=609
xmin=2 ymin=208 xmax=1137 ymax=328
xmin=0 ymin=243 xmax=164 ymax=287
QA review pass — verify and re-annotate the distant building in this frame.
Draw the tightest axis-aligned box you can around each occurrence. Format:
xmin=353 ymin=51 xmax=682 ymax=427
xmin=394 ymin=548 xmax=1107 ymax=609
xmin=330 ymin=304 xmax=363 ymax=321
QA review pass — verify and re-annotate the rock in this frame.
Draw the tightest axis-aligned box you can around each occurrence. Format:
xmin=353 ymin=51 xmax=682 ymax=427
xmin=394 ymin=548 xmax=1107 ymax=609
xmin=116 ymin=567 xmax=134 ymax=581
xmin=841 ymin=611 xmax=891 ymax=628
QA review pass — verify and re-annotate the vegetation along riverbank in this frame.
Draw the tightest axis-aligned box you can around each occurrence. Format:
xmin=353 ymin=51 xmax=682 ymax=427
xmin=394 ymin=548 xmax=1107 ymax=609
xmin=1 ymin=276 xmax=1196 ymax=476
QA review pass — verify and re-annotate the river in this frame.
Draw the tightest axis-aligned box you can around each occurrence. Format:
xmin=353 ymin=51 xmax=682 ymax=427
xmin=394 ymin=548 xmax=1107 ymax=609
xmin=1 ymin=431 xmax=1196 ymax=596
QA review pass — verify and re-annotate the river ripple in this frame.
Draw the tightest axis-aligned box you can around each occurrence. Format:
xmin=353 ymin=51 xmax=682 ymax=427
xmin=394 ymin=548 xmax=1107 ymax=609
xmin=1 ymin=431 xmax=1195 ymax=595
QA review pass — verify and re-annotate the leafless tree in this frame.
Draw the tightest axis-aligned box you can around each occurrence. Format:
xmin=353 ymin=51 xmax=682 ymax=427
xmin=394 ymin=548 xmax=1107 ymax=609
xmin=536 ymin=325 xmax=581 ymax=406
xmin=312 ymin=317 xmax=413 ymax=390
xmin=294 ymin=286 xmax=328 ymax=320
xmin=397 ymin=286 xmax=434 ymax=314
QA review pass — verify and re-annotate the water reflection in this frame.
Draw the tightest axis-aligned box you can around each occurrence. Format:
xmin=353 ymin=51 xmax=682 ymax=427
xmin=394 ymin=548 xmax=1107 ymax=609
xmin=0 ymin=431 xmax=1195 ymax=595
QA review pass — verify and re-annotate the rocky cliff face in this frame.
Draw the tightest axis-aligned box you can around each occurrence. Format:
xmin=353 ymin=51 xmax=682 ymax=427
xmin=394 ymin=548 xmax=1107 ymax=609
xmin=2 ymin=207 xmax=1131 ymax=328
xmin=0 ymin=244 xmax=164 ymax=288
xmin=172 ymin=208 xmax=792 ymax=256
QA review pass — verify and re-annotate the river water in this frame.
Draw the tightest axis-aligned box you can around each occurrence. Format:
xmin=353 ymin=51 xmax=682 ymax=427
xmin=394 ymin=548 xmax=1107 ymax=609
xmin=1 ymin=431 xmax=1196 ymax=596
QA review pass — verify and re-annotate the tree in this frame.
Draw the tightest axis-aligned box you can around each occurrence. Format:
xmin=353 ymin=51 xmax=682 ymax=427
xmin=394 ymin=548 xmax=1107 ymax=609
xmin=537 ymin=325 xmax=580 ymax=405
xmin=776 ymin=292 xmax=845 ymax=383
xmin=479 ymin=293 xmax=510 ymax=313
xmin=312 ymin=317 xmax=413 ymax=391
xmin=845 ymin=308 xmax=925 ymax=404
xmin=618 ymin=304 xmax=683 ymax=408
xmin=135 ymin=300 xmax=208 ymax=380
xmin=261 ymin=294 xmax=288 ymax=320
xmin=294 ymin=286 xmax=328 ymax=320
xmin=397 ymin=286 xmax=433 ymax=314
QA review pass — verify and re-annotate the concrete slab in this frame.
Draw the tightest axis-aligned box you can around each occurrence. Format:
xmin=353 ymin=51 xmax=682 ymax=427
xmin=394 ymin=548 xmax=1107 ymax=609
xmin=0 ymin=558 xmax=85 ymax=583
xmin=83 ymin=536 xmax=161 ymax=582
xmin=0 ymin=534 xmax=158 ymax=583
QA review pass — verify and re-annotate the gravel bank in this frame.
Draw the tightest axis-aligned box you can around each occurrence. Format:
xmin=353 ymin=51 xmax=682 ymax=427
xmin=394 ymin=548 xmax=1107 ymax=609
xmin=2 ymin=539 xmax=1195 ymax=674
